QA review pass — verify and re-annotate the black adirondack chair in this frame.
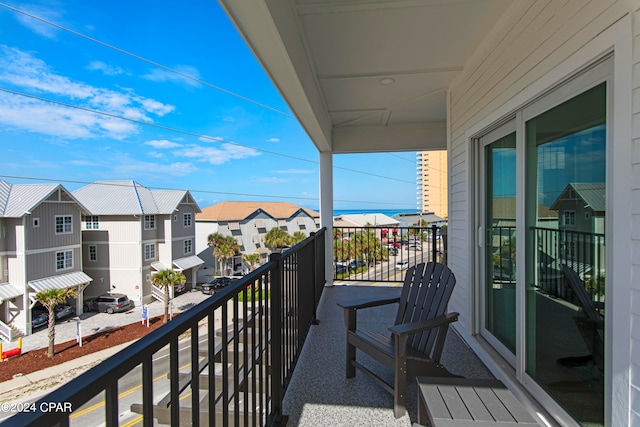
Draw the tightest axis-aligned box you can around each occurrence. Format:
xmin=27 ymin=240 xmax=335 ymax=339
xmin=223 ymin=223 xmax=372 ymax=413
xmin=337 ymin=262 xmax=460 ymax=418
xmin=559 ymin=265 xmax=604 ymax=373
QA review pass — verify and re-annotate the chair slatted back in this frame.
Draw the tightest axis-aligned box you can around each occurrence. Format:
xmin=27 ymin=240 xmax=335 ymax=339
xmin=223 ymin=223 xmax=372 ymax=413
xmin=394 ymin=262 xmax=457 ymax=355
xmin=562 ymin=265 xmax=604 ymax=343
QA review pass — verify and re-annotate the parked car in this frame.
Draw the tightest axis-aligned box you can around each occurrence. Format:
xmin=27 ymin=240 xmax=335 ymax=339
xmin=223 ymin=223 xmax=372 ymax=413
xmin=84 ymin=293 xmax=135 ymax=314
xmin=389 ymin=247 xmax=399 ymax=256
xmin=32 ymin=310 xmax=48 ymax=329
xmin=348 ymin=259 xmax=366 ymax=269
xmin=54 ymin=304 xmax=75 ymax=321
xmin=395 ymin=260 xmax=409 ymax=270
xmin=335 ymin=263 xmax=347 ymax=274
xmin=408 ymin=243 xmax=422 ymax=251
xmin=201 ymin=277 xmax=237 ymax=295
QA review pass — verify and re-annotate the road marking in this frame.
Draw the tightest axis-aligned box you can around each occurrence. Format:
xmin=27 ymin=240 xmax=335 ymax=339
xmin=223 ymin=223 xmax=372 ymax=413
xmin=70 ymin=357 xmax=204 ymax=419
xmin=121 ymin=414 xmax=143 ymax=427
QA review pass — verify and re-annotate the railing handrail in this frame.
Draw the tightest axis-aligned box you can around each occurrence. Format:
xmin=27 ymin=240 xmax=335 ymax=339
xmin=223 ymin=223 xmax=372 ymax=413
xmin=0 ymin=320 xmax=12 ymax=342
xmin=6 ymin=228 xmax=327 ymax=427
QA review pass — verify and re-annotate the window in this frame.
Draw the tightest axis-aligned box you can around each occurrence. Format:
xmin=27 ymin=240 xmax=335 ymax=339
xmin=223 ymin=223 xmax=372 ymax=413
xmin=563 ymin=210 xmax=576 ymax=226
xmin=84 ymin=215 xmax=99 ymax=229
xmin=183 ymin=213 xmax=192 ymax=227
xmin=89 ymin=245 xmax=97 ymax=262
xmin=184 ymin=239 xmax=192 ymax=255
xmin=33 ymin=218 xmax=39 ymax=227
xmin=55 ymin=215 xmax=72 ymax=234
xmin=144 ymin=215 xmax=155 ymax=230
xmin=56 ymin=250 xmax=73 ymax=270
xmin=144 ymin=243 xmax=156 ymax=260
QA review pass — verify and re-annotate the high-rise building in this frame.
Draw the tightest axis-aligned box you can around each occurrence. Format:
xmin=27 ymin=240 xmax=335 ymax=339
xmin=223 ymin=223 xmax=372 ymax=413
xmin=416 ymin=150 xmax=448 ymax=219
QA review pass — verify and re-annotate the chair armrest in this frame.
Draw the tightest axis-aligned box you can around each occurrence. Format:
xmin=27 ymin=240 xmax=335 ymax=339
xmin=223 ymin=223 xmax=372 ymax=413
xmin=388 ymin=312 xmax=459 ymax=337
xmin=337 ymin=296 xmax=400 ymax=310
xmin=339 ymin=296 xmax=401 ymax=331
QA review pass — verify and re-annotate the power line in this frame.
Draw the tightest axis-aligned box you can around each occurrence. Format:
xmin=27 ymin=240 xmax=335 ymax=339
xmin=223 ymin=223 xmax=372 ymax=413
xmin=0 ymin=2 xmax=296 ymax=119
xmin=0 ymin=3 xmax=423 ymax=186
xmin=0 ymin=175 xmax=419 ymax=207
xmin=0 ymin=87 xmax=417 ymax=185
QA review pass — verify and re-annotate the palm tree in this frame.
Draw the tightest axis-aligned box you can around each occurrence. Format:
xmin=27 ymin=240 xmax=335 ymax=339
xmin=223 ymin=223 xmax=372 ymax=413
xmin=207 ymin=233 xmax=239 ymax=274
xmin=217 ymin=237 xmax=239 ymax=275
xmin=291 ymin=231 xmax=306 ymax=244
xmin=34 ymin=288 xmax=77 ymax=357
xmin=243 ymin=253 xmax=261 ymax=271
xmin=264 ymin=227 xmax=292 ymax=252
xmin=151 ymin=269 xmax=186 ymax=323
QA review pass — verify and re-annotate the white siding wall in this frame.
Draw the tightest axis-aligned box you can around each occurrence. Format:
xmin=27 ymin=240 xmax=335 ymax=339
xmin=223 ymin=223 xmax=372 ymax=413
xmin=448 ymin=0 xmax=628 ymax=329
xmin=630 ymin=8 xmax=640 ymax=427
xmin=447 ymin=1 xmax=636 ymax=425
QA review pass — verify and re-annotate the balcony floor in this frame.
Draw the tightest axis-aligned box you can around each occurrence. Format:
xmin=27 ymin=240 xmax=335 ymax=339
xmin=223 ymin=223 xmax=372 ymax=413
xmin=282 ymin=282 xmax=495 ymax=426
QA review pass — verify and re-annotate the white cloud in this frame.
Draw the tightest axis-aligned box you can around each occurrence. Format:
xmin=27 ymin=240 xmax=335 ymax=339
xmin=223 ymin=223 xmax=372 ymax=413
xmin=13 ymin=5 xmax=63 ymax=39
xmin=147 ymin=151 xmax=164 ymax=158
xmin=0 ymin=92 xmax=138 ymax=139
xmin=272 ymin=169 xmax=314 ymax=175
xmin=86 ymin=61 xmax=126 ymax=76
xmin=198 ymin=135 xmax=225 ymax=143
xmin=145 ymin=139 xmax=182 ymax=149
xmin=0 ymin=45 xmax=175 ymax=139
xmin=266 ymin=137 xmax=280 ymax=143
xmin=176 ymin=143 xmax=260 ymax=165
xmin=141 ymin=65 xmax=202 ymax=87
xmin=109 ymin=155 xmax=196 ymax=177
xmin=222 ymin=116 xmax=235 ymax=122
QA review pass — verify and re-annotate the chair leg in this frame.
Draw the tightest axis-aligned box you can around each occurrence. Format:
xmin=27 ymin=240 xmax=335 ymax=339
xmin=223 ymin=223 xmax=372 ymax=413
xmin=346 ymin=340 xmax=356 ymax=378
xmin=393 ymin=358 xmax=407 ymax=418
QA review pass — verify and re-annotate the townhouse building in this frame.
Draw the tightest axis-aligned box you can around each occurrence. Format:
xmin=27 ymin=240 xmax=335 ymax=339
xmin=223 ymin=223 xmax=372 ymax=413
xmin=0 ymin=180 xmax=91 ymax=338
xmin=73 ymin=181 xmax=202 ymax=305
xmin=195 ymin=201 xmax=320 ymax=274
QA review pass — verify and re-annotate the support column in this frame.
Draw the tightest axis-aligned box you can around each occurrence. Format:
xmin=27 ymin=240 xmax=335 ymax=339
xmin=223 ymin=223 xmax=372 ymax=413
xmin=319 ymin=151 xmax=334 ymax=286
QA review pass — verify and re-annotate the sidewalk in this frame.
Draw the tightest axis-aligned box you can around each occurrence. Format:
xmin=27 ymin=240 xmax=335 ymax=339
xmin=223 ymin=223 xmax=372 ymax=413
xmin=17 ymin=289 xmax=210 ymax=353
xmin=0 ymin=290 xmax=210 ymax=405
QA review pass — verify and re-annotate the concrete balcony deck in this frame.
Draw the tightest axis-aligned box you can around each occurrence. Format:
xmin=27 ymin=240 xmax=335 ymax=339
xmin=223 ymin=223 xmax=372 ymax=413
xmin=282 ymin=282 xmax=494 ymax=426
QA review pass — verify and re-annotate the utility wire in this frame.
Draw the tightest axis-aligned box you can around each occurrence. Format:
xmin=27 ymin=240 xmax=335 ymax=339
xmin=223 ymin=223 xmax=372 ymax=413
xmin=0 ymin=2 xmax=295 ymax=119
xmin=0 ymin=87 xmax=417 ymax=185
xmin=0 ymin=3 xmax=448 ymax=181
xmin=0 ymin=175 xmax=419 ymax=207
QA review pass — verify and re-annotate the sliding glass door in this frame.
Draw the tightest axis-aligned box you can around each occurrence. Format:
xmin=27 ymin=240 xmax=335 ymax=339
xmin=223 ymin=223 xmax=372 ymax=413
xmin=480 ymin=123 xmax=517 ymax=361
xmin=524 ymin=82 xmax=606 ymax=426
xmin=478 ymin=58 xmax=610 ymax=426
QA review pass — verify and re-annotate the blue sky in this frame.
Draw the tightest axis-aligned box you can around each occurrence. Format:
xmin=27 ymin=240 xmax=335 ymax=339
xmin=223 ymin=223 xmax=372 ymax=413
xmin=0 ymin=1 xmax=419 ymax=212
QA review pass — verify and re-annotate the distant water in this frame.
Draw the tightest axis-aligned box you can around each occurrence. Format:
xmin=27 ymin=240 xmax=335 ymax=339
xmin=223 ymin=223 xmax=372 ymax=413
xmin=333 ymin=208 xmax=418 ymax=217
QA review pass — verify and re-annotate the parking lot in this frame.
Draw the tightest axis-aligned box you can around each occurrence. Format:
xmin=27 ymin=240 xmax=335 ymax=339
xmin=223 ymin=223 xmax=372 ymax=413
xmin=21 ymin=289 xmax=210 ymax=353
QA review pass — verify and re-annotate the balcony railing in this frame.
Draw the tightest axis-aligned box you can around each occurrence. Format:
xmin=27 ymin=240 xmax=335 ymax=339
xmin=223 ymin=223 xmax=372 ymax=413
xmin=5 ymin=229 xmax=326 ymax=427
xmin=333 ymin=225 xmax=446 ymax=282
xmin=532 ymin=226 xmax=605 ymax=308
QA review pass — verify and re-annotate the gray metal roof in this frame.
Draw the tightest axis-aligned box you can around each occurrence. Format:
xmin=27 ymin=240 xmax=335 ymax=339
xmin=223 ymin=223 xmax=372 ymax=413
xmin=550 ymin=183 xmax=606 ymax=213
xmin=173 ymin=255 xmax=204 ymax=271
xmin=73 ymin=181 xmax=201 ymax=215
xmin=151 ymin=261 xmax=170 ymax=271
xmin=0 ymin=180 xmax=88 ymax=218
xmin=332 ymin=213 xmax=399 ymax=227
xmin=28 ymin=271 xmax=92 ymax=293
xmin=0 ymin=282 xmax=23 ymax=302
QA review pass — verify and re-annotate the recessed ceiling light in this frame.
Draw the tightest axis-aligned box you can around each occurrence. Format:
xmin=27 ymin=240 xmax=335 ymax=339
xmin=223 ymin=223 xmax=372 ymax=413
xmin=379 ymin=77 xmax=395 ymax=85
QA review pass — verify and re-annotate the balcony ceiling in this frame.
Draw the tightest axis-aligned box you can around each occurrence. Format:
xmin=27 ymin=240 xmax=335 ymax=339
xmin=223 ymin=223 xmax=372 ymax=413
xmin=219 ymin=0 xmax=512 ymax=153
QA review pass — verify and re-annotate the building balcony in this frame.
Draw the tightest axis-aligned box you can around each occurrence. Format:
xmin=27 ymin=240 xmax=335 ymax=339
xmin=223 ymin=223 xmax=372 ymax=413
xmin=2 ymin=228 xmax=502 ymax=426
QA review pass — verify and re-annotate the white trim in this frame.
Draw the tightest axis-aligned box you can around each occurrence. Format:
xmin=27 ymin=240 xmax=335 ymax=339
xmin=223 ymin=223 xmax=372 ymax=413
xmin=463 ymin=14 xmax=631 ymax=427
xmin=54 ymin=214 xmax=73 ymax=234
xmin=24 ymin=244 xmax=81 ymax=256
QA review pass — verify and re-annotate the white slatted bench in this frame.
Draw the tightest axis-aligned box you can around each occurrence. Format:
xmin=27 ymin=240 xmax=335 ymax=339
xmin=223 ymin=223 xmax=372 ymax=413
xmin=416 ymin=377 xmax=541 ymax=426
